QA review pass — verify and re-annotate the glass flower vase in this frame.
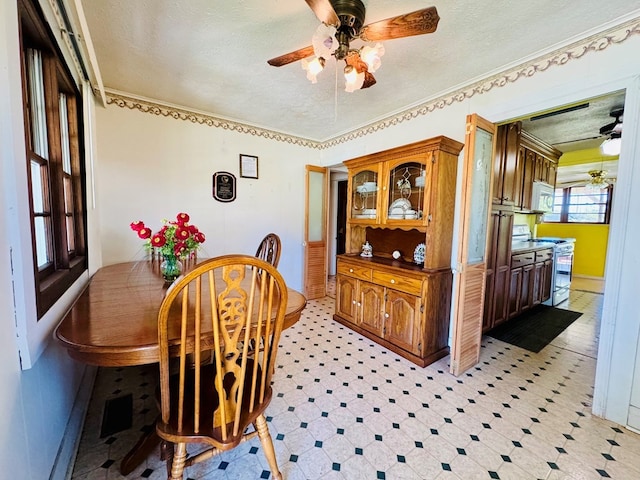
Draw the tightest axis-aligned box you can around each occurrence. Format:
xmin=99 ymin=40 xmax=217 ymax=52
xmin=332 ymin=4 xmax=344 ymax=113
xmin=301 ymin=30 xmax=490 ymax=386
xmin=160 ymin=254 xmax=183 ymax=283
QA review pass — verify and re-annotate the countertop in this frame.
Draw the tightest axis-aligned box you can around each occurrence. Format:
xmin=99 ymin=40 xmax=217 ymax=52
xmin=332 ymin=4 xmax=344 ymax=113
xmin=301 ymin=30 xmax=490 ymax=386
xmin=511 ymin=241 xmax=556 ymax=254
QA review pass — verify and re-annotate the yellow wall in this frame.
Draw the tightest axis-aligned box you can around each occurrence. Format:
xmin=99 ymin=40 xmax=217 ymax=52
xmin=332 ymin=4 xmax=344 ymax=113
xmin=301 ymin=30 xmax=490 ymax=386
xmin=558 ymin=147 xmax=618 ymax=166
xmin=536 ymin=223 xmax=608 ymax=278
xmin=530 ymin=147 xmax=613 ymax=279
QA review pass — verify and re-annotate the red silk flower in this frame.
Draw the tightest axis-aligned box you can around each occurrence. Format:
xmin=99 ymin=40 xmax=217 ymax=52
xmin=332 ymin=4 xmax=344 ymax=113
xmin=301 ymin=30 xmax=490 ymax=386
xmin=130 ymin=221 xmax=145 ymax=232
xmin=175 ymin=227 xmax=190 ymax=240
xmin=173 ymin=242 xmax=186 ymax=256
xmin=150 ymin=233 xmax=166 ymax=247
xmin=131 ymin=213 xmax=204 ymax=259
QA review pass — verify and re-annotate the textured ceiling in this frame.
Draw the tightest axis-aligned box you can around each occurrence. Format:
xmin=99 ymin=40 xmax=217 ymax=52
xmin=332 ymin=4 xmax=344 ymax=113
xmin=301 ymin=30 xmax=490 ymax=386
xmin=80 ymin=0 xmax=640 ymax=146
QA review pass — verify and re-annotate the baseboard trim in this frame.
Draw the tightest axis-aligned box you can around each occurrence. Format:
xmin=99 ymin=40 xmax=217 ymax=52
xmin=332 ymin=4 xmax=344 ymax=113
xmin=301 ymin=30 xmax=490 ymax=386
xmin=49 ymin=365 xmax=98 ymax=480
xmin=573 ymin=274 xmax=605 ymax=281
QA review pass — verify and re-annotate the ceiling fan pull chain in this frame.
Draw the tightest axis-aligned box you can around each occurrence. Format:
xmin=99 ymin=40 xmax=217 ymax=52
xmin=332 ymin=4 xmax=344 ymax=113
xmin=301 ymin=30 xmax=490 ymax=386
xmin=334 ymin=62 xmax=338 ymax=122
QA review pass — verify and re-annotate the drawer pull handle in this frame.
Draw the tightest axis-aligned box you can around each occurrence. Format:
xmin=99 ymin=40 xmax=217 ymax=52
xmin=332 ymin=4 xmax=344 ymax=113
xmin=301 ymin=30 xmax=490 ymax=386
xmin=390 ymin=279 xmax=396 ymax=284
xmin=349 ymin=268 xmax=354 ymax=273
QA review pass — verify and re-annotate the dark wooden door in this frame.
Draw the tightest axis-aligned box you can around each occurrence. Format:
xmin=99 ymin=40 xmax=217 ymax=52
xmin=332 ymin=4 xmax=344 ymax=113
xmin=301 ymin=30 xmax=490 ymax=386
xmin=336 ymin=180 xmax=347 ymax=255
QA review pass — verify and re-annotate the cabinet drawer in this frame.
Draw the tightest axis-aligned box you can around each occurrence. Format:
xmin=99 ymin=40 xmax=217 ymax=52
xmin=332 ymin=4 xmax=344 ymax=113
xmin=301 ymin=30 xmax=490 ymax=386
xmin=511 ymin=252 xmax=536 ymax=269
xmin=337 ymin=262 xmax=372 ymax=281
xmin=535 ymin=249 xmax=553 ymax=262
xmin=371 ymin=270 xmax=422 ymax=295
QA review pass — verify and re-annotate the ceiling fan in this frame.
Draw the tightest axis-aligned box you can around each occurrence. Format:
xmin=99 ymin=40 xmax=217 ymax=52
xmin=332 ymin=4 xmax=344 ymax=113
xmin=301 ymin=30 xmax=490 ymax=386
xmin=599 ymin=107 xmax=623 ymax=156
xmin=599 ymin=107 xmax=623 ymax=136
xmin=267 ymin=0 xmax=440 ymax=91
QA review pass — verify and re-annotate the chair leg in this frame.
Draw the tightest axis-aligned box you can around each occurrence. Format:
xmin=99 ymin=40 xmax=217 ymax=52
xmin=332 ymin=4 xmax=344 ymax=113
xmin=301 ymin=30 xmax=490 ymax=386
xmin=169 ymin=442 xmax=187 ymax=480
xmin=254 ymin=414 xmax=282 ymax=480
xmin=161 ymin=441 xmax=174 ymax=477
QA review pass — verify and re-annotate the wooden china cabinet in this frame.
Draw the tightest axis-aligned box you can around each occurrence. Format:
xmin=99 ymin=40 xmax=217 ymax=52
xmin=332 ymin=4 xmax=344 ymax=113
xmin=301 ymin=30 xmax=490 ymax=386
xmin=334 ymin=136 xmax=463 ymax=367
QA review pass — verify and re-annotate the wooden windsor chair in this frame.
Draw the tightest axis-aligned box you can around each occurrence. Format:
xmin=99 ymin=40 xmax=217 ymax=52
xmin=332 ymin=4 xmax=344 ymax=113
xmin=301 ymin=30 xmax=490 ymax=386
xmin=155 ymin=255 xmax=288 ymax=479
xmin=255 ymin=233 xmax=281 ymax=268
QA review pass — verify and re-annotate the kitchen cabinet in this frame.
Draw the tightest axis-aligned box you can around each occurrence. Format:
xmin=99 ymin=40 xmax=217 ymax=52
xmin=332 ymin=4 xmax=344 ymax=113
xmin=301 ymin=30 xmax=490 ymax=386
xmin=507 ymin=266 xmax=524 ymax=319
xmin=508 ymin=251 xmax=536 ymax=318
xmin=493 ymin=123 xmax=560 ymax=211
xmin=523 ymin=131 xmax=560 ymax=187
xmin=533 ymin=249 xmax=554 ymax=305
xmin=483 ymin=208 xmax=514 ymax=331
xmin=493 ymin=122 xmax=523 ymax=207
xmin=335 ymin=136 xmax=463 ymax=367
xmin=483 ymin=124 xmax=560 ymax=330
xmin=507 ymin=248 xmax=554 ymax=319
xmin=520 ymin=147 xmax=536 ymax=211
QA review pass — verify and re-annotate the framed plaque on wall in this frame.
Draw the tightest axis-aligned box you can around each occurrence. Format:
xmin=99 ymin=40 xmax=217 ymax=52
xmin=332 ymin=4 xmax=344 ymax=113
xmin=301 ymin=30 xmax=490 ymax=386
xmin=239 ymin=154 xmax=258 ymax=179
xmin=212 ymin=171 xmax=236 ymax=202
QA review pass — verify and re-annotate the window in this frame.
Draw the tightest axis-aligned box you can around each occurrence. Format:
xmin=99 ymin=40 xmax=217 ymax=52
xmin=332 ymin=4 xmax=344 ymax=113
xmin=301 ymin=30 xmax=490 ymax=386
xmin=19 ymin=0 xmax=87 ymax=318
xmin=544 ymin=186 xmax=612 ymax=224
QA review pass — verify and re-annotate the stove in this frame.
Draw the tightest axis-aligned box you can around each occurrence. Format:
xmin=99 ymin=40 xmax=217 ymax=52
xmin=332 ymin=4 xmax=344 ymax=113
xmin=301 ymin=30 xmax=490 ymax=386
xmin=533 ymin=237 xmax=575 ymax=259
xmin=512 ymin=226 xmax=576 ymax=306
xmin=533 ymin=237 xmax=573 ymax=244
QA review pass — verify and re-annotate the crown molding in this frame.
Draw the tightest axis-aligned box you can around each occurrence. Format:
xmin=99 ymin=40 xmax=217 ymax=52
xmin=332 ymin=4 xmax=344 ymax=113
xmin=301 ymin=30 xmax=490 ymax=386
xmin=104 ymin=16 xmax=640 ymax=150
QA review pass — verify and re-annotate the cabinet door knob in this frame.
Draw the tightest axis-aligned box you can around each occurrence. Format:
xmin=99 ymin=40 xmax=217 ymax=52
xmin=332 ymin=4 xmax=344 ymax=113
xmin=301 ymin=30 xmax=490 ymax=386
xmin=390 ymin=279 xmax=396 ymax=284
xmin=357 ymin=302 xmax=361 ymax=307
xmin=349 ymin=268 xmax=354 ymax=273
xmin=385 ymin=313 xmax=390 ymax=318
xmin=352 ymin=300 xmax=356 ymax=305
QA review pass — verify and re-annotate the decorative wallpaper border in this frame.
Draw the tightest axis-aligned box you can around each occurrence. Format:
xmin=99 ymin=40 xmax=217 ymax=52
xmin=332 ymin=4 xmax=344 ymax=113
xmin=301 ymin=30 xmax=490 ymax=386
xmin=104 ymin=94 xmax=322 ymax=149
xmin=105 ymin=16 xmax=640 ymax=150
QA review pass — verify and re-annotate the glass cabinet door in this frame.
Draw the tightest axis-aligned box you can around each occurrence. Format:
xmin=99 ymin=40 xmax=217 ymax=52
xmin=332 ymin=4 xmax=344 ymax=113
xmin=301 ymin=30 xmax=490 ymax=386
xmin=350 ymin=168 xmax=379 ymax=221
xmin=387 ymin=161 xmax=426 ymax=222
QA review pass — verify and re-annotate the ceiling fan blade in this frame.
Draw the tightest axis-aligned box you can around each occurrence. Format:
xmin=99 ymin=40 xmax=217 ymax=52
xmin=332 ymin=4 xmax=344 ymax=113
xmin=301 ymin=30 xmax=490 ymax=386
xmin=360 ymin=6 xmax=440 ymax=42
xmin=268 ymin=45 xmax=315 ymax=67
xmin=305 ymin=0 xmax=339 ymax=26
xmin=599 ymin=120 xmax=619 ymax=136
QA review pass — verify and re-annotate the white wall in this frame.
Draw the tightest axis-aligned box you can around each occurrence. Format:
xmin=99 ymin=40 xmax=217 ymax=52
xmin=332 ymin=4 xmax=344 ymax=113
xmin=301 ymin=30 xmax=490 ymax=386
xmin=94 ymin=105 xmax=319 ymax=291
xmin=0 ymin=1 xmax=89 ymax=478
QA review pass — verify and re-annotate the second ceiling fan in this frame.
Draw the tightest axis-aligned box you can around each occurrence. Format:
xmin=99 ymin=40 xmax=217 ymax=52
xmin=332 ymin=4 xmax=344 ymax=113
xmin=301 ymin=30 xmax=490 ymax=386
xmin=268 ymin=0 xmax=440 ymax=91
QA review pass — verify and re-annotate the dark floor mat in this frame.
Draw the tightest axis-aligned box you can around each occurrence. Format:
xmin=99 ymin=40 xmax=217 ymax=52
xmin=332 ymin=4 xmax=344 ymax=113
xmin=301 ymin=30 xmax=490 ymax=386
xmin=100 ymin=393 xmax=133 ymax=438
xmin=487 ymin=305 xmax=582 ymax=353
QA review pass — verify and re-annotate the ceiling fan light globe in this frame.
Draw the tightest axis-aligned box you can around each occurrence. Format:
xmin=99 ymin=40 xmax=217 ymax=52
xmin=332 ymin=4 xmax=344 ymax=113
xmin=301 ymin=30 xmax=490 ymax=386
xmin=600 ymin=136 xmax=621 ymax=156
xmin=361 ymin=43 xmax=385 ymax=73
xmin=312 ymin=24 xmax=338 ymax=58
xmin=344 ymin=65 xmax=364 ymax=92
xmin=302 ymin=56 xmax=325 ymax=83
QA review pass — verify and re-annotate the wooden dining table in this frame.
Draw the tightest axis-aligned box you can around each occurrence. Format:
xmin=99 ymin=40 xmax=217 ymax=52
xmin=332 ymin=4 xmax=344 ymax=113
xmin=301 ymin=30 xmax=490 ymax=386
xmin=54 ymin=260 xmax=307 ymax=474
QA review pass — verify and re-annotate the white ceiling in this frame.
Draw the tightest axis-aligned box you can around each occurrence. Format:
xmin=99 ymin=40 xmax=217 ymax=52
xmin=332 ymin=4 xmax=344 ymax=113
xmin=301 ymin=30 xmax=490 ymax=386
xmin=80 ymin=1 xmax=640 ymax=143
xmin=520 ymin=91 xmax=625 ymax=185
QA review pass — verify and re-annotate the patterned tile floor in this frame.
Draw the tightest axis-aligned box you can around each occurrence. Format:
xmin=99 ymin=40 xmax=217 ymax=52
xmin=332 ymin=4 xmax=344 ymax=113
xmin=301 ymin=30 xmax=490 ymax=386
xmin=71 ymin=284 xmax=640 ymax=479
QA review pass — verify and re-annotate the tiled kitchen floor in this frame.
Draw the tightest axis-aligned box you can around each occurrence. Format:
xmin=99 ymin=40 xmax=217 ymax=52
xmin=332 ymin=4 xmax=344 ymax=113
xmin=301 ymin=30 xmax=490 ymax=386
xmin=71 ymin=285 xmax=640 ymax=480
